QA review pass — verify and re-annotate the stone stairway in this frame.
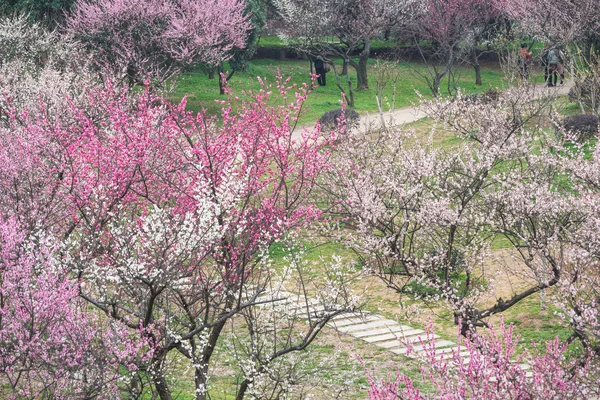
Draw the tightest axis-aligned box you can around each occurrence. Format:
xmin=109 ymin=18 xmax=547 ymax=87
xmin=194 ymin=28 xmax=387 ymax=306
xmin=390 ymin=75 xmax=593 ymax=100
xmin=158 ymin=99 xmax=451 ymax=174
xmin=255 ymin=290 xmax=531 ymax=374
xmin=329 ymin=311 xmax=464 ymax=358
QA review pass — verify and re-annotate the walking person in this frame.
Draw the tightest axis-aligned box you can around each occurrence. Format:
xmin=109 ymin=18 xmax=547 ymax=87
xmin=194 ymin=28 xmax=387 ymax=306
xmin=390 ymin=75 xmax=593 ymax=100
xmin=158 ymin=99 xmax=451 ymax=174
xmin=546 ymin=45 xmax=560 ymax=87
xmin=313 ymin=56 xmax=327 ymax=86
xmin=519 ymin=43 xmax=532 ymax=80
xmin=556 ymin=46 xmax=566 ymax=86
xmin=541 ymin=45 xmax=550 ymax=86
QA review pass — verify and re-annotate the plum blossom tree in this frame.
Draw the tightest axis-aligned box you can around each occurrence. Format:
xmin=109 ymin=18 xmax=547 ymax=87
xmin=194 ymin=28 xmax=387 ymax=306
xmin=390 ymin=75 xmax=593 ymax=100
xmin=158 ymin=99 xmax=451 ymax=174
xmin=321 ymin=87 xmax=582 ymax=336
xmin=1 ymin=0 xmax=75 ymax=26
xmin=64 ymin=0 xmax=252 ymax=86
xmin=229 ymin=250 xmax=363 ymax=399
xmin=399 ymin=0 xmax=507 ymax=94
xmin=0 ymin=12 xmax=77 ymax=71
xmin=553 ymin=137 xmax=600 ymax=357
xmin=324 ymin=84 xmax=600 ymax=396
xmin=0 ymin=217 xmax=148 ymax=399
xmin=365 ymin=320 xmax=600 ymax=399
xmin=505 ymin=0 xmax=600 ymax=46
xmin=273 ymin=0 xmax=415 ymax=91
xmin=209 ymin=0 xmax=268 ymax=95
xmin=0 ymin=71 xmax=354 ymax=398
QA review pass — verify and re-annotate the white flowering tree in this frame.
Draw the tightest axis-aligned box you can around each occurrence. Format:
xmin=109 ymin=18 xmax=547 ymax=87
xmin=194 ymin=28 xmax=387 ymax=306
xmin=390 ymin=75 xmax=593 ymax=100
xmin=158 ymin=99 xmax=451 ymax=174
xmin=321 ymin=87 xmax=588 ymax=337
xmin=273 ymin=0 xmax=415 ymax=91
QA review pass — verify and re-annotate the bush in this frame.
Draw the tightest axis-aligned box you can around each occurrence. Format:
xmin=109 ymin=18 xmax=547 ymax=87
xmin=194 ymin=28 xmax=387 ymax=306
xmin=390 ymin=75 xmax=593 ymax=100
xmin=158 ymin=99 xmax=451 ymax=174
xmin=560 ymin=114 xmax=599 ymax=142
xmin=460 ymin=89 xmax=499 ymax=104
xmin=318 ymin=108 xmax=360 ymax=131
xmin=568 ymin=74 xmax=600 ymax=111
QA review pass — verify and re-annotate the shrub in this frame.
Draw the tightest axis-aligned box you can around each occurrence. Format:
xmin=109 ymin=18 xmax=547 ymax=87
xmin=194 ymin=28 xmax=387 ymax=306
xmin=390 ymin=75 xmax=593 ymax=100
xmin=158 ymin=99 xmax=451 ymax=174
xmin=461 ymin=89 xmax=499 ymax=104
xmin=560 ymin=114 xmax=599 ymax=142
xmin=318 ymin=108 xmax=360 ymax=131
xmin=568 ymin=74 xmax=600 ymax=113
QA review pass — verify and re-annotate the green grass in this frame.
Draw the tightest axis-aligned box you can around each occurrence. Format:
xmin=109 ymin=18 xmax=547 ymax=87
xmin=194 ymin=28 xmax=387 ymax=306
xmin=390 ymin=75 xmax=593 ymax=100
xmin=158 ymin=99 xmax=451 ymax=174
xmin=256 ymin=34 xmax=287 ymax=48
xmin=166 ymin=58 xmax=507 ymax=124
xmin=499 ymin=293 xmax=580 ymax=357
xmin=256 ymin=35 xmax=397 ymax=53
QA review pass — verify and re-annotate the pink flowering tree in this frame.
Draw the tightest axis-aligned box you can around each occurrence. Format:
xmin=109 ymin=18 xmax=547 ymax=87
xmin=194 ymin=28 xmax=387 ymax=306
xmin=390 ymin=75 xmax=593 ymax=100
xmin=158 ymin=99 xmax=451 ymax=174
xmin=0 ymin=73 xmax=355 ymax=398
xmin=365 ymin=320 xmax=600 ymax=399
xmin=401 ymin=0 xmax=506 ymax=94
xmin=64 ymin=0 xmax=251 ymax=86
xmin=0 ymin=217 xmax=148 ymax=399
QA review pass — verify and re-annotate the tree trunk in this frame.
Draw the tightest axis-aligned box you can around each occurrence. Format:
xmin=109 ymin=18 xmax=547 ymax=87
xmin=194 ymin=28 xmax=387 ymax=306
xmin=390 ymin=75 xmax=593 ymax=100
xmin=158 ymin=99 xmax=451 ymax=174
xmin=236 ymin=379 xmax=250 ymax=400
xmin=433 ymin=73 xmax=443 ymax=97
xmin=219 ymin=76 xmax=226 ymax=95
xmin=474 ymin=63 xmax=482 ymax=86
xmin=194 ymin=320 xmax=228 ymax=400
xmin=342 ymin=58 xmax=349 ymax=76
xmin=471 ymin=43 xmax=482 ymax=86
xmin=345 ymin=74 xmax=355 ymax=107
xmin=153 ymin=370 xmax=173 ymax=400
xmin=194 ymin=365 xmax=210 ymax=400
xmin=217 ymin=66 xmax=235 ymax=95
xmin=333 ymin=68 xmax=353 ymax=107
xmin=356 ymin=39 xmax=371 ymax=90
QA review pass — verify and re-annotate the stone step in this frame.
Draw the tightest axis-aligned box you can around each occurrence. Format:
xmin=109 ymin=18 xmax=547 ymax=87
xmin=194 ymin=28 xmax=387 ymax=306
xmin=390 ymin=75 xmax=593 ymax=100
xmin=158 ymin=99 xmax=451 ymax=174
xmin=272 ymin=302 xmax=323 ymax=315
xmin=375 ymin=339 xmax=412 ymax=350
xmin=379 ymin=337 xmax=454 ymax=351
xmin=256 ymin=290 xmax=532 ymax=381
xmin=413 ymin=346 xmax=465 ymax=358
xmin=331 ymin=311 xmax=369 ymax=320
xmin=273 ymin=298 xmax=317 ymax=308
xmin=362 ymin=328 xmax=430 ymax=343
xmin=296 ymin=310 xmax=338 ymax=320
xmin=353 ymin=324 xmax=423 ymax=338
xmin=437 ymin=348 xmax=469 ymax=360
xmin=442 ymin=350 xmax=471 ymax=361
xmin=392 ymin=340 xmax=457 ymax=355
xmin=298 ymin=303 xmax=327 ymax=312
xmin=338 ymin=319 xmax=400 ymax=334
xmin=253 ymin=295 xmax=292 ymax=305
xmin=328 ymin=314 xmax=381 ymax=328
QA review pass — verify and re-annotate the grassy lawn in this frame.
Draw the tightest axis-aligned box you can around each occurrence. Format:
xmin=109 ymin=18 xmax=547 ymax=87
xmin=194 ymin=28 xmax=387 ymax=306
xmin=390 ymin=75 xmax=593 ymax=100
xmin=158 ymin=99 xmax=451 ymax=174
xmin=167 ymin=58 xmax=508 ymax=124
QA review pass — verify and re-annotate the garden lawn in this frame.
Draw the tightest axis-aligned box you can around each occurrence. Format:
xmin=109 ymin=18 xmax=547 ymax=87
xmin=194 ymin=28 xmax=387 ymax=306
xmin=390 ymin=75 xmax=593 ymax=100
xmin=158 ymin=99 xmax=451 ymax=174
xmin=167 ymin=58 xmax=507 ymax=124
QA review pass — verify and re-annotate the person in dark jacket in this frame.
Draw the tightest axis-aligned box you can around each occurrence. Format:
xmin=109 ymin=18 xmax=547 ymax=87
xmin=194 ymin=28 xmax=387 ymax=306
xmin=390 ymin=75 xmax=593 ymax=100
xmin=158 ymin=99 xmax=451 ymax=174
xmin=313 ymin=56 xmax=326 ymax=86
xmin=546 ymin=46 xmax=560 ymax=87
xmin=541 ymin=45 xmax=551 ymax=86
